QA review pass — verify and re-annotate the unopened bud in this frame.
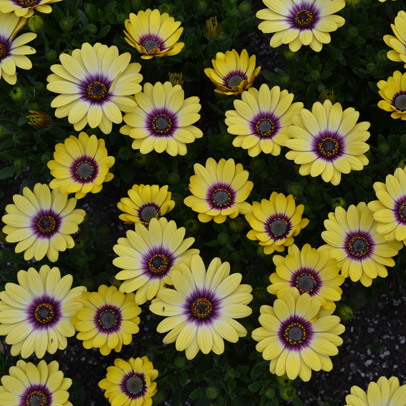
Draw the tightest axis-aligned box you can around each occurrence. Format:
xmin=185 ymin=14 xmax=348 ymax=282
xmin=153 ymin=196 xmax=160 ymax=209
xmin=10 ymin=86 xmax=25 ymax=102
xmin=319 ymin=88 xmax=336 ymax=103
xmin=204 ymin=16 xmax=220 ymax=40
xmin=59 ymin=17 xmax=74 ymax=32
xmin=336 ymin=305 xmax=354 ymax=321
xmin=27 ymin=15 xmax=44 ymax=32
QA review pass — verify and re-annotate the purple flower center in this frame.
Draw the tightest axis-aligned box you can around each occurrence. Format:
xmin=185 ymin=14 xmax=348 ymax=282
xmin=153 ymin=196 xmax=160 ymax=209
xmin=86 ymin=80 xmax=108 ymax=102
xmin=252 ymin=112 xmax=280 ymax=139
xmin=395 ymin=198 xmax=406 ymax=223
xmin=71 ymin=155 xmax=98 ymax=184
xmin=143 ymin=248 xmax=174 ymax=279
xmin=191 ymin=297 xmax=213 ymax=320
xmin=313 ymin=131 xmax=344 ymax=161
xmin=0 ymin=42 xmax=8 ymax=61
xmin=291 ymin=267 xmax=320 ymax=295
xmin=21 ymin=385 xmax=51 ymax=406
xmin=266 ymin=214 xmax=292 ymax=240
xmin=121 ymin=373 xmax=146 ymax=399
xmin=345 ymin=231 xmax=374 ymax=260
xmin=289 ymin=2 xmax=319 ymax=30
xmin=185 ymin=289 xmax=220 ymax=325
xmin=223 ymin=70 xmax=247 ymax=89
xmin=294 ymin=9 xmax=314 ymax=28
xmin=32 ymin=210 xmax=61 ymax=238
xmin=279 ymin=315 xmax=313 ymax=349
xmin=95 ymin=305 xmax=121 ymax=333
xmin=15 ymin=0 xmax=40 ymax=7
xmin=138 ymin=203 xmax=159 ymax=223
xmin=28 ymin=295 xmax=60 ymax=329
xmin=207 ymin=184 xmax=235 ymax=209
xmin=139 ymin=34 xmax=165 ymax=53
xmin=151 ymin=113 xmax=173 ymax=135
xmin=392 ymin=92 xmax=406 ymax=112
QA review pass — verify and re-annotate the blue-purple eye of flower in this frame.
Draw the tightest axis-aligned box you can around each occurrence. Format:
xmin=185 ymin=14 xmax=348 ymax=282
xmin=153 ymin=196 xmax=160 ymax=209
xmin=142 ymin=248 xmax=174 ymax=279
xmin=0 ymin=41 xmax=9 ymax=61
xmin=266 ymin=214 xmax=292 ymax=240
xmin=147 ymin=109 xmax=177 ymax=137
xmin=224 ymin=70 xmax=247 ymax=89
xmin=392 ymin=92 xmax=406 ymax=111
xmin=95 ymin=305 xmax=121 ymax=332
xmin=251 ymin=113 xmax=280 ymax=139
xmin=289 ymin=3 xmax=319 ymax=30
xmin=121 ymin=373 xmax=146 ymax=399
xmin=185 ymin=289 xmax=219 ymax=325
xmin=71 ymin=155 xmax=98 ymax=183
xmin=208 ymin=184 xmax=235 ymax=209
xmin=15 ymin=0 xmax=40 ymax=7
xmin=32 ymin=210 xmax=61 ymax=238
xmin=138 ymin=203 xmax=159 ymax=223
xmin=279 ymin=316 xmax=313 ymax=349
xmin=28 ymin=295 xmax=60 ymax=329
xmin=139 ymin=35 xmax=165 ymax=53
xmin=80 ymin=75 xmax=111 ymax=104
xmin=291 ymin=267 xmax=321 ymax=295
xmin=21 ymin=385 xmax=51 ymax=406
xmin=345 ymin=231 xmax=374 ymax=260
xmin=312 ymin=132 xmax=344 ymax=161
xmin=395 ymin=198 xmax=406 ymax=223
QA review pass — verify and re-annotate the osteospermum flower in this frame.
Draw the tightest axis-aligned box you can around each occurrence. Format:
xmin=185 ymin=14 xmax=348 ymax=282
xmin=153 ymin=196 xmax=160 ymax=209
xmin=256 ymin=0 xmax=346 ymax=52
xmin=0 ymin=0 xmax=62 ymax=18
xmin=184 ymin=157 xmax=254 ymax=224
xmin=2 ymin=183 xmax=86 ymax=262
xmin=252 ymin=288 xmax=345 ymax=381
xmin=245 ymin=192 xmax=309 ymax=255
xmin=225 ymin=84 xmax=303 ymax=157
xmin=368 ymin=167 xmax=406 ymax=244
xmin=120 ymin=81 xmax=203 ymax=156
xmin=377 ymin=71 xmax=406 ymax=120
xmin=71 ymin=285 xmax=141 ymax=356
xmin=345 ymin=376 xmax=406 ymax=406
xmin=150 ymin=254 xmax=253 ymax=360
xmin=269 ymin=244 xmax=344 ymax=310
xmin=285 ymin=100 xmax=370 ymax=185
xmin=0 ymin=12 xmax=36 ymax=85
xmin=124 ymin=8 xmax=184 ymax=59
xmin=117 ymin=184 xmax=175 ymax=225
xmin=113 ymin=217 xmax=199 ymax=304
xmin=0 ymin=265 xmax=85 ymax=359
xmin=46 ymin=42 xmax=143 ymax=134
xmin=47 ymin=132 xmax=115 ymax=199
xmin=0 ymin=359 xmax=72 ymax=406
xmin=204 ymin=49 xmax=261 ymax=95
xmin=99 ymin=356 xmax=158 ymax=406
xmin=321 ymin=202 xmax=403 ymax=287
xmin=384 ymin=11 xmax=406 ymax=68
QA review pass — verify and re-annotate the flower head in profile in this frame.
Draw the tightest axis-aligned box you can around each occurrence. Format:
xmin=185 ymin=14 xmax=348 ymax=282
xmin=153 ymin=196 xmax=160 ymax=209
xmin=113 ymin=217 xmax=199 ymax=304
xmin=269 ymin=244 xmax=344 ymax=310
xmin=117 ymin=184 xmax=175 ymax=225
xmin=124 ymin=8 xmax=184 ymax=59
xmin=368 ymin=167 xmax=406 ymax=244
xmin=256 ymin=0 xmax=346 ymax=52
xmin=99 ymin=356 xmax=158 ymax=406
xmin=345 ymin=376 xmax=406 ymax=406
xmin=321 ymin=202 xmax=403 ymax=287
xmin=0 ymin=13 xmax=36 ymax=85
xmin=378 ymin=71 xmax=406 ymax=120
xmin=47 ymin=42 xmax=143 ymax=134
xmin=0 ymin=265 xmax=85 ymax=359
xmin=225 ymin=84 xmax=303 ymax=157
xmin=285 ymin=100 xmax=370 ymax=185
xmin=0 ymin=360 xmax=73 ymax=406
xmin=252 ymin=288 xmax=345 ymax=382
xmin=204 ymin=49 xmax=261 ymax=95
xmin=184 ymin=157 xmax=254 ymax=224
xmin=2 ymin=183 xmax=86 ymax=262
xmin=120 ymin=81 xmax=203 ymax=156
xmin=47 ymin=132 xmax=115 ymax=199
xmin=26 ymin=110 xmax=52 ymax=129
xmin=384 ymin=11 xmax=406 ymax=68
xmin=204 ymin=16 xmax=221 ymax=40
xmin=150 ymin=255 xmax=253 ymax=360
xmin=0 ymin=0 xmax=62 ymax=18
xmin=246 ymin=192 xmax=309 ymax=255
xmin=71 ymin=285 xmax=141 ymax=356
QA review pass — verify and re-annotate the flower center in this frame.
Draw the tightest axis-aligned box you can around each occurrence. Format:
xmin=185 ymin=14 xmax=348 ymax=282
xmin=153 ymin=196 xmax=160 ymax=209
xmin=34 ymin=303 xmax=56 ymax=325
xmin=125 ymin=374 xmax=145 ymax=397
xmin=255 ymin=118 xmax=276 ymax=138
xmin=227 ymin=74 xmax=244 ymax=89
xmin=191 ymin=297 xmax=213 ymax=320
xmin=211 ymin=188 xmax=232 ymax=208
xmin=37 ymin=215 xmax=57 ymax=235
xmin=151 ymin=113 xmax=172 ymax=135
xmin=86 ymin=80 xmax=108 ymax=102
xmin=98 ymin=308 xmax=120 ymax=330
xmin=317 ymin=136 xmax=340 ymax=159
xmin=294 ymin=9 xmax=314 ymax=29
xmin=393 ymin=93 xmax=406 ymax=111
xmin=17 ymin=0 xmax=40 ymax=6
xmin=269 ymin=218 xmax=289 ymax=238
xmin=148 ymin=253 xmax=170 ymax=275
xmin=75 ymin=160 xmax=95 ymax=181
xmin=283 ymin=322 xmax=307 ymax=346
xmin=143 ymin=38 xmax=160 ymax=52
xmin=397 ymin=201 xmax=406 ymax=222
xmin=295 ymin=272 xmax=317 ymax=294
xmin=347 ymin=235 xmax=370 ymax=258
xmin=25 ymin=390 xmax=48 ymax=406
xmin=139 ymin=204 xmax=159 ymax=222
xmin=0 ymin=43 xmax=7 ymax=60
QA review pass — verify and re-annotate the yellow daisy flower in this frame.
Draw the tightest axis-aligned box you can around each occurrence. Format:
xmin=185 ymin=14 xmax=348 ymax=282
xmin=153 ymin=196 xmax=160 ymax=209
xmin=252 ymin=288 xmax=345 ymax=382
xmin=71 ymin=285 xmax=141 ymax=356
xmin=204 ymin=49 xmax=261 ymax=95
xmin=46 ymin=42 xmax=143 ymax=134
xmin=246 ymin=192 xmax=309 ymax=255
xmin=2 ymin=183 xmax=86 ymax=262
xmin=124 ymin=8 xmax=184 ymax=60
xmin=184 ymin=157 xmax=254 ymax=224
xmin=120 ymin=81 xmax=203 ymax=156
xmin=0 ymin=0 xmax=62 ymax=18
xmin=269 ymin=244 xmax=344 ymax=310
xmin=0 ymin=265 xmax=85 ymax=359
xmin=47 ymin=132 xmax=115 ymax=199
xmin=321 ymin=202 xmax=403 ymax=287
xmin=368 ymin=167 xmax=406 ymax=244
xmin=256 ymin=0 xmax=346 ymax=52
xmin=345 ymin=376 xmax=406 ymax=406
xmin=285 ymin=100 xmax=370 ymax=185
xmin=384 ymin=11 xmax=406 ymax=68
xmin=117 ymin=184 xmax=175 ymax=225
xmin=149 ymin=254 xmax=253 ymax=360
xmin=113 ymin=217 xmax=199 ymax=304
xmin=0 ymin=12 xmax=36 ymax=85
xmin=377 ymin=71 xmax=406 ymax=120
xmin=0 ymin=359 xmax=73 ymax=406
xmin=99 ymin=356 xmax=158 ymax=406
xmin=225 ymin=84 xmax=303 ymax=157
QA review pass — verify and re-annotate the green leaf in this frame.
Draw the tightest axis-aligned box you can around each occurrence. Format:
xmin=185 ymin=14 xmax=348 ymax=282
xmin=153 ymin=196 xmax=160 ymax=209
xmin=98 ymin=24 xmax=111 ymax=38
xmin=248 ymin=381 xmax=263 ymax=392
xmin=189 ymin=388 xmax=206 ymax=399
xmin=0 ymin=166 xmax=15 ymax=180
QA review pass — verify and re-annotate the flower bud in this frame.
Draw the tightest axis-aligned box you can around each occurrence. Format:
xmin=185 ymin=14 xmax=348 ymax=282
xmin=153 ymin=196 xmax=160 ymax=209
xmin=277 ymin=374 xmax=291 ymax=386
xmin=174 ymin=356 xmax=186 ymax=368
xmin=332 ymin=197 xmax=346 ymax=210
xmin=398 ymin=160 xmax=406 ymax=170
xmin=159 ymin=4 xmax=173 ymax=14
xmin=168 ymin=72 xmax=184 ymax=87
xmin=10 ymin=86 xmax=25 ymax=102
xmin=229 ymin=217 xmax=246 ymax=232
xmin=319 ymin=88 xmax=336 ymax=103
xmin=287 ymin=182 xmax=302 ymax=197
xmin=197 ymin=0 xmax=207 ymax=11
xmin=217 ymin=232 xmax=229 ymax=245
xmin=204 ymin=16 xmax=220 ymax=40
xmin=281 ymin=385 xmax=296 ymax=400
xmin=45 ymin=49 xmax=58 ymax=62
xmin=26 ymin=111 xmax=52 ymax=130
xmin=27 ymin=15 xmax=44 ymax=32
xmin=185 ymin=219 xmax=199 ymax=234
xmin=134 ymin=151 xmax=150 ymax=166
xmin=377 ymin=49 xmax=387 ymax=63
xmin=206 ymin=387 xmax=219 ymax=400
xmin=239 ymin=1 xmax=251 ymax=14
xmin=347 ymin=26 xmax=359 ymax=38
xmin=118 ymin=146 xmax=132 ymax=161
xmin=14 ymin=158 xmax=24 ymax=171
xmin=264 ymin=388 xmax=276 ymax=399
xmin=377 ymin=142 xmax=390 ymax=156
xmin=87 ymin=24 xmax=97 ymax=34
xmin=167 ymin=172 xmax=180 ymax=185
xmin=59 ymin=17 xmax=74 ymax=32
xmin=336 ymin=304 xmax=354 ymax=321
